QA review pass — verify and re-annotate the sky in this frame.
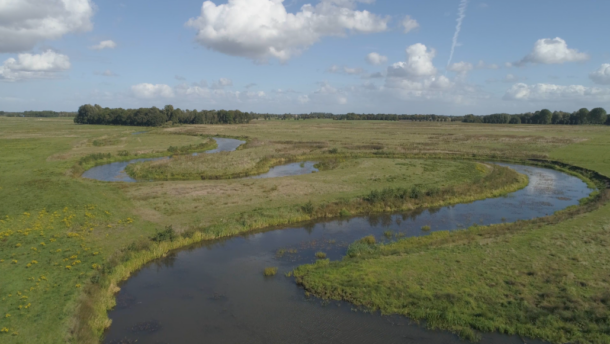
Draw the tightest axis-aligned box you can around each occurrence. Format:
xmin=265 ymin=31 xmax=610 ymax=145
xmin=1 ymin=0 xmax=610 ymax=115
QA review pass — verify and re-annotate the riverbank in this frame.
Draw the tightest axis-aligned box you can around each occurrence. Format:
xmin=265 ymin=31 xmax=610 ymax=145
xmin=293 ymin=167 xmax=609 ymax=343
xmin=77 ymin=162 xmax=528 ymax=343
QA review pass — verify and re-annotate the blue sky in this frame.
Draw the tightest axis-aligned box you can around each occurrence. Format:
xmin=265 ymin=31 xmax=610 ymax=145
xmin=1 ymin=0 xmax=609 ymax=115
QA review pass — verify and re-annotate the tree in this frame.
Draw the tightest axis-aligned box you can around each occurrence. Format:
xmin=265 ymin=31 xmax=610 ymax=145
xmin=538 ymin=109 xmax=552 ymax=124
xmin=576 ymin=108 xmax=590 ymax=124
xmin=509 ymin=116 xmax=521 ymax=124
xmin=163 ymin=105 xmax=174 ymax=122
xmin=588 ymin=107 xmax=607 ymax=124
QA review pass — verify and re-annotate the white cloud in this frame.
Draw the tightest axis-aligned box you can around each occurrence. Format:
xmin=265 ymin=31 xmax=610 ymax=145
xmin=387 ymin=43 xmax=436 ymax=78
xmin=590 ymin=64 xmax=610 ymax=85
xmin=211 ymin=77 xmax=233 ymax=89
xmin=383 ymin=43 xmax=463 ymax=100
xmin=365 ymin=52 xmax=387 ymax=65
xmin=401 ymin=15 xmax=419 ymax=33
xmin=90 ymin=40 xmax=117 ymax=50
xmin=131 ymin=84 xmax=175 ymax=99
xmin=0 ymin=0 xmax=94 ymax=53
xmin=476 ymin=60 xmax=498 ymax=69
xmin=185 ymin=0 xmax=389 ymax=62
xmin=516 ymin=37 xmax=589 ymax=66
xmin=447 ymin=61 xmax=473 ymax=74
xmin=0 ymin=50 xmax=71 ymax=81
xmin=328 ymin=65 xmax=364 ymax=75
xmin=503 ymin=83 xmax=610 ymax=102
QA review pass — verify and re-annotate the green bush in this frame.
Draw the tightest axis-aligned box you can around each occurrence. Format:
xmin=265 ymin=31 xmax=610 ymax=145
xmin=79 ymin=153 xmax=112 ymax=166
xmin=150 ymin=225 xmax=177 ymax=242
xmin=301 ymin=201 xmax=315 ymax=215
xmin=315 ymin=252 xmax=327 ymax=259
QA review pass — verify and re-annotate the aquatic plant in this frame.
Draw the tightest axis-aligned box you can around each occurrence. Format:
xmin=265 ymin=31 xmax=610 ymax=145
xmin=263 ymin=267 xmax=278 ymax=277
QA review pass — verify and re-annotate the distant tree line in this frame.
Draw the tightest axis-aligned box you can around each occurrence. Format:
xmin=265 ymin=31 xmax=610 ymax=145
xmin=333 ymin=113 xmax=458 ymax=122
xmin=74 ymin=104 xmax=253 ymax=126
xmin=463 ymin=108 xmax=608 ymax=125
xmin=0 ymin=111 xmax=76 ymax=117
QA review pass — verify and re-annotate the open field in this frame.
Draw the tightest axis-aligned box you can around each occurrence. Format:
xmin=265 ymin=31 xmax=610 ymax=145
xmin=1 ymin=117 xmax=610 ymax=343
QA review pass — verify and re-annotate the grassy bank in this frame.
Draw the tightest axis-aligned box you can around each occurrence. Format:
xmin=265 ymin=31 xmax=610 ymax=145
xmin=75 ymin=162 xmax=527 ymax=343
xmin=1 ymin=117 xmax=610 ymax=343
xmin=293 ymin=169 xmax=610 ymax=343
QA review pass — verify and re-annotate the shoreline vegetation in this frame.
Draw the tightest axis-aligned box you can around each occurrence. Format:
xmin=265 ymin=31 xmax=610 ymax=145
xmin=2 ymin=118 xmax=610 ymax=344
xmin=76 ymin=160 xmax=531 ymax=343
xmin=292 ymin=167 xmax=609 ymax=343
xmin=72 ymin=138 xmax=218 ymax=177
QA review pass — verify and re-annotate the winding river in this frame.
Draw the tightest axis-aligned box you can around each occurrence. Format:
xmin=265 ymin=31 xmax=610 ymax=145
xmin=102 ymin=163 xmax=592 ymax=344
xmin=82 ymin=138 xmax=245 ymax=182
xmin=82 ymin=138 xmax=320 ymax=182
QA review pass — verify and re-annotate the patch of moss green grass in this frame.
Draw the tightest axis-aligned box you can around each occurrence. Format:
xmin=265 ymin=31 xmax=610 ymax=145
xmin=2 ymin=117 xmax=609 ymax=344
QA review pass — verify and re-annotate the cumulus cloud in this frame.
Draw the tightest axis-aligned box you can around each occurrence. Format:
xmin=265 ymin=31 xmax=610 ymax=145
xmin=0 ymin=0 xmax=94 ymax=53
xmin=131 ymin=84 xmax=175 ymax=99
xmin=383 ymin=43 xmax=460 ymax=99
xmin=447 ymin=61 xmax=473 ymax=74
xmin=90 ymin=40 xmax=117 ymax=50
xmin=365 ymin=52 xmax=387 ymax=65
xmin=387 ymin=43 xmax=437 ymax=78
xmin=590 ymin=64 xmax=610 ymax=85
xmin=0 ymin=50 xmax=71 ymax=81
xmin=503 ymin=83 xmax=610 ymax=102
xmin=185 ymin=0 xmax=389 ymax=62
xmin=211 ymin=77 xmax=233 ymax=89
xmin=401 ymin=15 xmax=419 ymax=33
xmin=515 ymin=37 xmax=589 ymax=66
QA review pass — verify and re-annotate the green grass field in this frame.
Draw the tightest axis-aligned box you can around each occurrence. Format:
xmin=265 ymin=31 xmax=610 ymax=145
xmin=1 ymin=117 xmax=609 ymax=343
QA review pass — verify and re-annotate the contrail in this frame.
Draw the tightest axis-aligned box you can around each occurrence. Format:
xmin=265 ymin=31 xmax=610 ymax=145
xmin=447 ymin=0 xmax=469 ymax=66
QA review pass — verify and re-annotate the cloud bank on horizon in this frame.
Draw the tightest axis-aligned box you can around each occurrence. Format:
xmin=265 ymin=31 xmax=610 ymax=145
xmin=0 ymin=0 xmax=609 ymax=115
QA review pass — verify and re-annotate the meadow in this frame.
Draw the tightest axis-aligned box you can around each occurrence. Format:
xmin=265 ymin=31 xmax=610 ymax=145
xmin=0 ymin=116 xmax=609 ymax=343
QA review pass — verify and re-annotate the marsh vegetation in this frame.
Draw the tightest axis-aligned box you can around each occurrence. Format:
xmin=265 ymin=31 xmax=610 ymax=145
xmin=1 ymin=117 xmax=610 ymax=343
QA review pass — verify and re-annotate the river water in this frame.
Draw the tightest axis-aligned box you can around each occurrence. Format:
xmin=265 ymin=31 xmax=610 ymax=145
xmin=103 ymin=164 xmax=592 ymax=344
xmin=82 ymin=138 xmax=245 ymax=182
xmin=81 ymin=138 xmax=320 ymax=182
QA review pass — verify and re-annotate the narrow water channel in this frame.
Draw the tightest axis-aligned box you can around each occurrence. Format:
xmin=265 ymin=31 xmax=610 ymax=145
xmin=103 ymin=164 xmax=592 ymax=344
xmin=81 ymin=138 xmax=245 ymax=182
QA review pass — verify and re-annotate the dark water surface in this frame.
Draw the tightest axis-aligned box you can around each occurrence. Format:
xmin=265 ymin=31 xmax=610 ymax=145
xmin=104 ymin=164 xmax=592 ymax=344
xmin=82 ymin=138 xmax=245 ymax=182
